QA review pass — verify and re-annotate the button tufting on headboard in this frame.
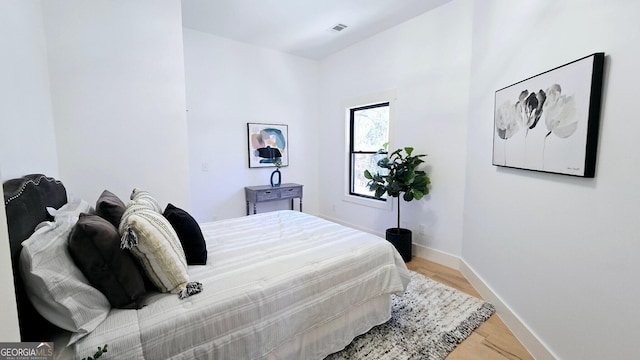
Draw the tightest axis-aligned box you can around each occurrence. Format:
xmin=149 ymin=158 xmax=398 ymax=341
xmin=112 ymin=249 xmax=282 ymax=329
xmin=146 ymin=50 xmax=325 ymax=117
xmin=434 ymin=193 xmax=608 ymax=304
xmin=3 ymin=174 xmax=67 ymax=259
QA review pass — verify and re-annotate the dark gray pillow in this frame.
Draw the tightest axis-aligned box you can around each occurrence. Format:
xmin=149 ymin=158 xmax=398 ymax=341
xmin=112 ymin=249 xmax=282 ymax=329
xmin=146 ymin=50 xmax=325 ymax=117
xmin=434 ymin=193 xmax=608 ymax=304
xmin=163 ymin=203 xmax=208 ymax=265
xmin=68 ymin=214 xmax=146 ymax=309
xmin=95 ymin=190 xmax=126 ymax=227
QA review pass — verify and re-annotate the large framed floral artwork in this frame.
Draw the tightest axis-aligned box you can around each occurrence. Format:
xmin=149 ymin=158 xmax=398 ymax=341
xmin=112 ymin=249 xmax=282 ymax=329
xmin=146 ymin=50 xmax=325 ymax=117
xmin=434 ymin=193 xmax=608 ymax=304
xmin=492 ymin=53 xmax=605 ymax=177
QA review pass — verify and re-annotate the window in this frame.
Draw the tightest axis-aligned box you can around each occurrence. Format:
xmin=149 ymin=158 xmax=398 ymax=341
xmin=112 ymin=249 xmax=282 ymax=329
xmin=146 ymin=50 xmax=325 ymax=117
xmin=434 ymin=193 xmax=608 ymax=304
xmin=349 ymin=102 xmax=390 ymax=199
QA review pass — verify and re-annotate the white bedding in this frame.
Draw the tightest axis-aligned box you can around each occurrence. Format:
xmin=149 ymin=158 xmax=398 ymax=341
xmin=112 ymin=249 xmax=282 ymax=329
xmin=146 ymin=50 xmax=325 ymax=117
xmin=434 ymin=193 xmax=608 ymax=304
xmin=72 ymin=210 xmax=410 ymax=359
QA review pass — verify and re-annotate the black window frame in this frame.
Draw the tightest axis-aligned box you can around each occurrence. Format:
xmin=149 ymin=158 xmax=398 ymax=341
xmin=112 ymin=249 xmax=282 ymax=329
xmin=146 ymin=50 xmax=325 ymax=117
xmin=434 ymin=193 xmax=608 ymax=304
xmin=348 ymin=102 xmax=390 ymax=200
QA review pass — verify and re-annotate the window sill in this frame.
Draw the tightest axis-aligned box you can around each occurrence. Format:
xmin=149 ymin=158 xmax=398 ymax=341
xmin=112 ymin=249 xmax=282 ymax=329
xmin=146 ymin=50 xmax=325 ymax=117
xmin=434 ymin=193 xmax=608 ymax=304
xmin=342 ymin=194 xmax=392 ymax=210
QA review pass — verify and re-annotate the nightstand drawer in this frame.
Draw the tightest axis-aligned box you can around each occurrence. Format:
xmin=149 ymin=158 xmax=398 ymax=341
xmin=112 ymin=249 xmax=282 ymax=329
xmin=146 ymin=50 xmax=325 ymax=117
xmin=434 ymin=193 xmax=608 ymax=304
xmin=256 ymin=189 xmax=280 ymax=201
xmin=279 ymin=187 xmax=302 ymax=199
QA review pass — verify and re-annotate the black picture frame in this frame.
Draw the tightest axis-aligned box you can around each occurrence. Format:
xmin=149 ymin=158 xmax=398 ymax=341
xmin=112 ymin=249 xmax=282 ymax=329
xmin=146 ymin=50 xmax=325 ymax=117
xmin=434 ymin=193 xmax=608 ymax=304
xmin=492 ymin=53 xmax=605 ymax=177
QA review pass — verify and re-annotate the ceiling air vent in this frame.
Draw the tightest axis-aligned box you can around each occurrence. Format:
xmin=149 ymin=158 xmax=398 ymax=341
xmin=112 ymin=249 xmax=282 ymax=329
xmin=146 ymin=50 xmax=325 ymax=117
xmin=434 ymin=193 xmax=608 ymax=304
xmin=331 ymin=23 xmax=348 ymax=32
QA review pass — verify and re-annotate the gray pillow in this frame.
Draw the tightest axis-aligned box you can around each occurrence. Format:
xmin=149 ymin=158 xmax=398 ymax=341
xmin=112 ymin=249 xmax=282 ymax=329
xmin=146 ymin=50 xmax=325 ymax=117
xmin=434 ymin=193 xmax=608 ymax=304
xmin=69 ymin=214 xmax=147 ymax=309
xmin=95 ymin=190 xmax=126 ymax=227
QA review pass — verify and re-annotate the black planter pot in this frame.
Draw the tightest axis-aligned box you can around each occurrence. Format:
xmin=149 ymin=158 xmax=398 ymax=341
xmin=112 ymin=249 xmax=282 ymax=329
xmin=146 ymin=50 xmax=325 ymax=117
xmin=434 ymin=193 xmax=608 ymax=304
xmin=385 ymin=228 xmax=412 ymax=262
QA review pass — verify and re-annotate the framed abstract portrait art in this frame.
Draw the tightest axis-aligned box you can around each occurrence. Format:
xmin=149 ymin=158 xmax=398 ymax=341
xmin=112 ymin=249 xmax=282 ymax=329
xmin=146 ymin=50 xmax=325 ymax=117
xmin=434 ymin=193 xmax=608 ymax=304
xmin=247 ymin=123 xmax=289 ymax=168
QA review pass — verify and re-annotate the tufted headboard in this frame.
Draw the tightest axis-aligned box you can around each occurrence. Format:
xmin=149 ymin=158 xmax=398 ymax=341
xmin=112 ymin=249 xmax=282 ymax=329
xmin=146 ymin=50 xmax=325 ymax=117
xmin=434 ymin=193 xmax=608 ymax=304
xmin=3 ymin=174 xmax=67 ymax=341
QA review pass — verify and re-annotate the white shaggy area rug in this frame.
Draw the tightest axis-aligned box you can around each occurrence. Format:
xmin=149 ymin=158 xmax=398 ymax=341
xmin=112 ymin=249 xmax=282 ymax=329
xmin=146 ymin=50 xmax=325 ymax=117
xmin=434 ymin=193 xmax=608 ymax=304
xmin=326 ymin=271 xmax=495 ymax=360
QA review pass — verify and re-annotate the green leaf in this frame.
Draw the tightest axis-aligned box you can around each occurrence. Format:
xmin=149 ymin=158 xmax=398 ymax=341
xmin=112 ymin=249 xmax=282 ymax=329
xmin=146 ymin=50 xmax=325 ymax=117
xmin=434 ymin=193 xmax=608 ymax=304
xmin=378 ymin=157 xmax=390 ymax=168
xmin=389 ymin=181 xmax=401 ymax=192
xmin=82 ymin=344 xmax=108 ymax=360
xmin=390 ymin=148 xmax=402 ymax=158
xmin=413 ymin=177 xmax=426 ymax=187
xmin=404 ymin=147 xmax=414 ymax=156
xmin=363 ymin=169 xmax=372 ymax=179
xmin=403 ymin=192 xmax=414 ymax=201
xmin=404 ymin=171 xmax=415 ymax=183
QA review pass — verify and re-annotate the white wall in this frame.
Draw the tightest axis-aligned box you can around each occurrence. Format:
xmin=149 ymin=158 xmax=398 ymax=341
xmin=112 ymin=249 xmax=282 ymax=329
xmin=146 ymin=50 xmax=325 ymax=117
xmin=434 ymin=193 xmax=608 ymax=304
xmin=0 ymin=0 xmax=55 ymax=342
xmin=463 ymin=1 xmax=640 ymax=359
xmin=182 ymin=29 xmax=320 ymax=221
xmin=0 ymin=0 xmax=58 ymax=179
xmin=4 ymin=1 xmax=638 ymax=357
xmin=318 ymin=0 xmax=473 ymax=257
xmin=0 ymin=168 xmax=20 ymax=341
xmin=41 ymin=0 xmax=191 ymax=208
xmin=0 ymin=0 xmax=193 ymax=340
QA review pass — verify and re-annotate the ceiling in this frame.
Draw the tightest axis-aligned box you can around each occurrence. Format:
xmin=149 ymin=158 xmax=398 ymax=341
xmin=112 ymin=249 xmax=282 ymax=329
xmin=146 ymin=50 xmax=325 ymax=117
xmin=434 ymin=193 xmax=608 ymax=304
xmin=181 ymin=0 xmax=452 ymax=60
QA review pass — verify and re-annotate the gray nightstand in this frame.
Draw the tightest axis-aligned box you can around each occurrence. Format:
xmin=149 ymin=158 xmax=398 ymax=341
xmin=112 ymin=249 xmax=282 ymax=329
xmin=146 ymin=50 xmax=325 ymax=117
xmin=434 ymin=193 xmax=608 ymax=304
xmin=244 ymin=183 xmax=303 ymax=215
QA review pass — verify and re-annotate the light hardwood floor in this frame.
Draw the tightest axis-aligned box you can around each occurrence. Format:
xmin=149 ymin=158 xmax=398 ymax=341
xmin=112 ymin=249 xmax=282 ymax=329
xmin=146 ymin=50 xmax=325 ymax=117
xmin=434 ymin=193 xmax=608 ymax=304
xmin=406 ymin=256 xmax=534 ymax=360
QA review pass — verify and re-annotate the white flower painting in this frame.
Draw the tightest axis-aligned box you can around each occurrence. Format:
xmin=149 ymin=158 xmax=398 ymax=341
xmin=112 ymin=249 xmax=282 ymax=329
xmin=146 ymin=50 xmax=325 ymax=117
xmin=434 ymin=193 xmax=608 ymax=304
xmin=492 ymin=53 xmax=605 ymax=177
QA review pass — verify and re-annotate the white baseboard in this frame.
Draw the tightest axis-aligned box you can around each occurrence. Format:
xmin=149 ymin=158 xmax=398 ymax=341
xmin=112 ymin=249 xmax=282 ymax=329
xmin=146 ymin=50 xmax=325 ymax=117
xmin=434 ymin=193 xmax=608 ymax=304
xmin=458 ymin=260 xmax=557 ymax=360
xmin=412 ymin=243 xmax=460 ymax=269
xmin=319 ymin=215 xmax=556 ymax=359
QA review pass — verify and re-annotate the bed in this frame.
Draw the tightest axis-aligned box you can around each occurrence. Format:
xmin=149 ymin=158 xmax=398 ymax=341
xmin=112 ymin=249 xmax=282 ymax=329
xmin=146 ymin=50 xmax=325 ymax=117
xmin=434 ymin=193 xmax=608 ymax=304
xmin=4 ymin=174 xmax=410 ymax=359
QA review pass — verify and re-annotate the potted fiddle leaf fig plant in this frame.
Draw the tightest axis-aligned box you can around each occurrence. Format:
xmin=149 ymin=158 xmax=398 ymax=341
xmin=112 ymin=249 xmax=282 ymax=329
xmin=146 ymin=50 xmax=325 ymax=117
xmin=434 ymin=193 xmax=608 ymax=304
xmin=364 ymin=145 xmax=431 ymax=262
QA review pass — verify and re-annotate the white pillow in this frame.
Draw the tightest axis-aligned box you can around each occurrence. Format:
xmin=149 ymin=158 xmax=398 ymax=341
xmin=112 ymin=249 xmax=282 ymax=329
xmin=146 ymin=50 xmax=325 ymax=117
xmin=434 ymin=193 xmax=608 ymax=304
xmin=129 ymin=188 xmax=162 ymax=213
xmin=46 ymin=195 xmax=93 ymax=219
xmin=120 ymin=204 xmax=202 ymax=299
xmin=20 ymin=210 xmax=110 ymax=344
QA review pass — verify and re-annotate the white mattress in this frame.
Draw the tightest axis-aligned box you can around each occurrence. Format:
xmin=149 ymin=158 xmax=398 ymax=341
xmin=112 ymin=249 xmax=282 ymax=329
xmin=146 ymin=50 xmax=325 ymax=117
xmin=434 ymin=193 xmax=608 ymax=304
xmin=73 ymin=210 xmax=410 ymax=359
